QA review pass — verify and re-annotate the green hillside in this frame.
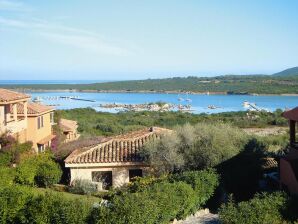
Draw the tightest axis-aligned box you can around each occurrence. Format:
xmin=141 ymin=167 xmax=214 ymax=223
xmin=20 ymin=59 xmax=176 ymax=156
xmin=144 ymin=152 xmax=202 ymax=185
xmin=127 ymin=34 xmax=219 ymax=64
xmin=273 ymin=66 xmax=298 ymax=76
xmin=1 ymin=67 xmax=298 ymax=94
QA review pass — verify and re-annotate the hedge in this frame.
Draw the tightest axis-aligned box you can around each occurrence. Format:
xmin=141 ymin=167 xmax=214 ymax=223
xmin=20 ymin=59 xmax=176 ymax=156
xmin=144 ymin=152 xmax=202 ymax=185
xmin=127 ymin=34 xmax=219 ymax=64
xmin=219 ymin=192 xmax=298 ymax=224
xmin=0 ymin=169 xmax=219 ymax=224
xmin=0 ymin=186 xmax=93 ymax=224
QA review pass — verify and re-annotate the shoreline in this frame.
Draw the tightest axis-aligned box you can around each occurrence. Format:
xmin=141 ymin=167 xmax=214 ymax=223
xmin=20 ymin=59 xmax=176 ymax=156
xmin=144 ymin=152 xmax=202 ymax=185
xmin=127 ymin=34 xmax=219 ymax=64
xmin=9 ymin=88 xmax=298 ymax=96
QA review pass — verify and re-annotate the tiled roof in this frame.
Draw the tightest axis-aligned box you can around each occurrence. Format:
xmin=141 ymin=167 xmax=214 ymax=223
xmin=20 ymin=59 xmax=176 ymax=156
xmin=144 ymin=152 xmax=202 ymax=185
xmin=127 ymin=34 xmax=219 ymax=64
xmin=0 ymin=88 xmax=30 ymax=103
xmin=282 ymin=107 xmax=298 ymax=121
xmin=59 ymin=119 xmax=78 ymax=132
xmin=65 ymin=127 xmax=170 ymax=164
xmin=261 ymin=157 xmax=278 ymax=170
xmin=12 ymin=102 xmax=54 ymax=115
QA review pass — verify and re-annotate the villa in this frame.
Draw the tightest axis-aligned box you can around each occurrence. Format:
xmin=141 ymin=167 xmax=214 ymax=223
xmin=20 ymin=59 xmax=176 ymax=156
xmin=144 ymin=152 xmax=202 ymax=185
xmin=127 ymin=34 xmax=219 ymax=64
xmin=0 ymin=88 xmax=55 ymax=152
xmin=280 ymin=107 xmax=298 ymax=194
xmin=65 ymin=127 xmax=170 ymax=190
xmin=59 ymin=118 xmax=80 ymax=143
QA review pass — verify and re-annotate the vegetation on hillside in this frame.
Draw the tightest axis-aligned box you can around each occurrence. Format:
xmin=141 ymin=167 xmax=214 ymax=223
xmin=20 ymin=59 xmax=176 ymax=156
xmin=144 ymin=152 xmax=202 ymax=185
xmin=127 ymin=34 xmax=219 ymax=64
xmin=2 ymin=70 xmax=298 ymax=94
xmin=56 ymin=108 xmax=287 ymax=137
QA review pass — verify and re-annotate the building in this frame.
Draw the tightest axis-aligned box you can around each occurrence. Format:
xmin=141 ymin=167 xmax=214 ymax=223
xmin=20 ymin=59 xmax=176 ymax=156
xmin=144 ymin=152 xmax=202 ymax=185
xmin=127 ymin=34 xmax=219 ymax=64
xmin=59 ymin=118 xmax=80 ymax=142
xmin=65 ymin=127 xmax=170 ymax=190
xmin=280 ymin=107 xmax=298 ymax=194
xmin=0 ymin=88 xmax=55 ymax=152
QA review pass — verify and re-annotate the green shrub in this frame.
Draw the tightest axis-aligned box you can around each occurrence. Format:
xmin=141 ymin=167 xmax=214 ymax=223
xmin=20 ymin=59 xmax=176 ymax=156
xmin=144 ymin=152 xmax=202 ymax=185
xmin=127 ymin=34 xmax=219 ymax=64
xmin=90 ymin=170 xmax=219 ymax=224
xmin=219 ymin=192 xmax=288 ymax=224
xmin=104 ymin=181 xmax=196 ymax=224
xmin=169 ymin=169 xmax=219 ymax=207
xmin=69 ymin=179 xmax=98 ymax=195
xmin=35 ymin=159 xmax=62 ymax=187
xmin=0 ymin=167 xmax=15 ymax=187
xmin=15 ymin=153 xmax=62 ymax=187
xmin=0 ymin=186 xmax=93 ymax=224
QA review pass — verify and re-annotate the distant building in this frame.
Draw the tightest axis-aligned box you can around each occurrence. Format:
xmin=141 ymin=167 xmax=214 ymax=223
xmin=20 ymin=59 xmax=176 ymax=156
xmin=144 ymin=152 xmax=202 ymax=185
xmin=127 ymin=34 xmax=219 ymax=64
xmin=59 ymin=118 xmax=80 ymax=142
xmin=65 ymin=127 xmax=170 ymax=190
xmin=280 ymin=107 xmax=298 ymax=194
xmin=0 ymin=88 xmax=55 ymax=152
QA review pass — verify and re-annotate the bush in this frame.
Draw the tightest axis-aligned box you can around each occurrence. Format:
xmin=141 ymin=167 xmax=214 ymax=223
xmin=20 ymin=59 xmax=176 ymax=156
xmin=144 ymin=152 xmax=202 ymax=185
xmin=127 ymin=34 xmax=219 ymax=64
xmin=15 ymin=153 xmax=62 ymax=187
xmin=101 ymin=182 xmax=196 ymax=224
xmin=0 ymin=167 xmax=15 ymax=187
xmin=0 ymin=186 xmax=93 ymax=224
xmin=143 ymin=122 xmax=248 ymax=174
xmin=69 ymin=179 xmax=98 ymax=195
xmin=169 ymin=169 xmax=219 ymax=207
xmin=35 ymin=158 xmax=62 ymax=187
xmin=219 ymin=192 xmax=288 ymax=224
xmin=90 ymin=170 xmax=219 ymax=224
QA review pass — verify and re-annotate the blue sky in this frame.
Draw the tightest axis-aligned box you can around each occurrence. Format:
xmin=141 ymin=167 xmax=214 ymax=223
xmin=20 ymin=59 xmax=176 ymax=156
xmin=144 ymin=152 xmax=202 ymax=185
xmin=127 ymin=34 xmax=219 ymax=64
xmin=0 ymin=0 xmax=298 ymax=80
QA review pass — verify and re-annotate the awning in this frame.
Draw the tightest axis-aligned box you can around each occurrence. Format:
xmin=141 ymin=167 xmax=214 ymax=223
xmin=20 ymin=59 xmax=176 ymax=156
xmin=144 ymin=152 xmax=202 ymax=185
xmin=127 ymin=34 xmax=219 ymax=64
xmin=282 ymin=107 xmax=298 ymax=121
xmin=37 ymin=134 xmax=56 ymax=145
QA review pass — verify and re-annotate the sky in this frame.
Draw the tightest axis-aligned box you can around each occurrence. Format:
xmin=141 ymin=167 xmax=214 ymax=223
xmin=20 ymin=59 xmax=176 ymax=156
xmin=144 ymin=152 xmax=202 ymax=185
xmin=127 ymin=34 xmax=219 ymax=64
xmin=0 ymin=0 xmax=298 ymax=80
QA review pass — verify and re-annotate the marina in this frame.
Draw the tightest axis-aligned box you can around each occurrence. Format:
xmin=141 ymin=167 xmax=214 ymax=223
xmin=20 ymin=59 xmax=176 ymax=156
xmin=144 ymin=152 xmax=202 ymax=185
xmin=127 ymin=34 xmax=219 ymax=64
xmin=27 ymin=91 xmax=298 ymax=114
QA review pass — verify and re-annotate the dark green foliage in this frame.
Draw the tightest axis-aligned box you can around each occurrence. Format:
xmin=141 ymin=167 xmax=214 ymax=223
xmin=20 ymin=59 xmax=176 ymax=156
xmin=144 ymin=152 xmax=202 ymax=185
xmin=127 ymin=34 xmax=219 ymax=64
xmin=219 ymin=192 xmax=294 ymax=224
xmin=15 ymin=153 xmax=62 ymax=187
xmin=92 ymin=169 xmax=219 ymax=224
xmin=169 ymin=170 xmax=219 ymax=207
xmin=4 ymin=71 xmax=298 ymax=94
xmin=0 ymin=186 xmax=93 ymax=224
xmin=56 ymin=108 xmax=287 ymax=137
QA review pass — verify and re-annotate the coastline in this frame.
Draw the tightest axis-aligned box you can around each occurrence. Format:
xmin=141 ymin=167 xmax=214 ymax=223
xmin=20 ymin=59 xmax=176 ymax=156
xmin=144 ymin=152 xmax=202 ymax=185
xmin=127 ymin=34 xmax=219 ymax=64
xmin=9 ymin=88 xmax=298 ymax=96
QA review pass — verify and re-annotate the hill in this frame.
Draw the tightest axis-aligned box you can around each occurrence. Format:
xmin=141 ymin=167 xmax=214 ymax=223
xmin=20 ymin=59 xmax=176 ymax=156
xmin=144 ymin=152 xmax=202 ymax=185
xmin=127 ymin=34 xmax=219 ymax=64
xmin=273 ymin=66 xmax=298 ymax=76
xmin=2 ymin=67 xmax=298 ymax=94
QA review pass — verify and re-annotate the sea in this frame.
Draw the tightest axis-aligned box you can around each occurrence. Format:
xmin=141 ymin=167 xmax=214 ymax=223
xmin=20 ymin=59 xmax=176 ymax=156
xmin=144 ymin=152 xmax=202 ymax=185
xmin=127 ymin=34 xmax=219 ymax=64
xmin=1 ymin=80 xmax=297 ymax=114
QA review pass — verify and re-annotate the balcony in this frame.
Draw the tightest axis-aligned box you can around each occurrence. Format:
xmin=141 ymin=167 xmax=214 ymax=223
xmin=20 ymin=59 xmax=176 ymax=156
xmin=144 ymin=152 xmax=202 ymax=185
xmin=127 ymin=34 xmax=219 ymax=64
xmin=0 ymin=118 xmax=27 ymax=135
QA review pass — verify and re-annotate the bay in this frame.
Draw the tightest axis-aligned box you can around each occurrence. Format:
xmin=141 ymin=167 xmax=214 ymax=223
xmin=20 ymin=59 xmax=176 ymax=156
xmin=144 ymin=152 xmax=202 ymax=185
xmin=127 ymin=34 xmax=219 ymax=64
xmin=27 ymin=91 xmax=298 ymax=114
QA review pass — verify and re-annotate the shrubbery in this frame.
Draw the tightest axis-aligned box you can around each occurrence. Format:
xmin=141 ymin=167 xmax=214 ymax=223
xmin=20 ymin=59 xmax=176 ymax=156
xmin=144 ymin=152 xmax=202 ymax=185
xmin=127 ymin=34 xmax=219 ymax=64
xmin=92 ymin=169 xmax=219 ymax=224
xmin=15 ymin=153 xmax=62 ymax=187
xmin=219 ymin=192 xmax=298 ymax=224
xmin=69 ymin=179 xmax=98 ymax=195
xmin=143 ymin=122 xmax=248 ymax=173
xmin=0 ymin=186 xmax=93 ymax=224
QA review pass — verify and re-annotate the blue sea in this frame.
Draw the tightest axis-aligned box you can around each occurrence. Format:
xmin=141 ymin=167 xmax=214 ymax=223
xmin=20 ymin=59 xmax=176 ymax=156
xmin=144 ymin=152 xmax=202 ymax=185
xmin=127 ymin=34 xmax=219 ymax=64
xmin=1 ymin=80 xmax=297 ymax=114
xmin=28 ymin=91 xmax=298 ymax=114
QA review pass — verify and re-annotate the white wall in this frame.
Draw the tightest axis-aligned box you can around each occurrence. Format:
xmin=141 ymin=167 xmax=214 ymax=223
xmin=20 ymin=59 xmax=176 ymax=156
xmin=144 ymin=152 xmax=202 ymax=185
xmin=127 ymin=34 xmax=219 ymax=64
xmin=70 ymin=166 xmax=147 ymax=189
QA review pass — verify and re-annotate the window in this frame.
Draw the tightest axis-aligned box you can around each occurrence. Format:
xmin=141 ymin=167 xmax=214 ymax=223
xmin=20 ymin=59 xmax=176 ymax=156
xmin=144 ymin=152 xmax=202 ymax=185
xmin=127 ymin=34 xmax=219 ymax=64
xmin=37 ymin=116 xmax=44 ymax=129
xmin=50 ymin=112 xmax=54 ymax=124
xmin=37 ymin=144 xmax=44 ymax=153
xmin=129 ymin=169 xmax=143 ymax=182
xmin=37 ymin=117 xmax=41 ymax=129
xmin=92 ymin=171 xmax=112 ymax=190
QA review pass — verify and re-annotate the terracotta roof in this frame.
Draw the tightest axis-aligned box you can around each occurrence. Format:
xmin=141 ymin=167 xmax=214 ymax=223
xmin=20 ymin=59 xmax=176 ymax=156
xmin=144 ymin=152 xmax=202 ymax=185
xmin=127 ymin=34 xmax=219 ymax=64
xmin=0 ymin=88 xmax=30 ymax=103
xmin=38 ymin=134 xmax=56 ymax=145
xmin=12 ymin=102 xmax=54 ymax=115
xmin=282 ymin=107 xmax=298 ymax=121
xmin=59 ymin=119 xmax=78 ymax=132
xmin=65 ymin=127 xmax=170 ymax=164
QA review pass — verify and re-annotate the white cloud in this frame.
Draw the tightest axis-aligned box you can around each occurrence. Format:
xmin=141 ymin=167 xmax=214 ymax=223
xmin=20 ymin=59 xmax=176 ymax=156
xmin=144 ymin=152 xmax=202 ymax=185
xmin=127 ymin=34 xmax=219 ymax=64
xmin=40 ymin=32 xmax=130 ymax=56
xmin=0 ymin=16 xmax=132 ymax=56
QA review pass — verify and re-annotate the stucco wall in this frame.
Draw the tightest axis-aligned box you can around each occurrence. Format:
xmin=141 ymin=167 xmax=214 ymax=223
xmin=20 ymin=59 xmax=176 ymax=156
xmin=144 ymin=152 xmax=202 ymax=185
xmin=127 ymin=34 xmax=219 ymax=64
xmin=27 ymin=112 xmax=52 ymax=150
xmin=70 ymin=166 xmax=148 ymax=189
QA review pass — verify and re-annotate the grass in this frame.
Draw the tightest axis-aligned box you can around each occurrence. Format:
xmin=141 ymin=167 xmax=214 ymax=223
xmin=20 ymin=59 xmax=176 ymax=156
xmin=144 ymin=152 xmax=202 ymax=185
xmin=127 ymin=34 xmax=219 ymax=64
xmin=31 ymin=187 xmax=100 ymax=204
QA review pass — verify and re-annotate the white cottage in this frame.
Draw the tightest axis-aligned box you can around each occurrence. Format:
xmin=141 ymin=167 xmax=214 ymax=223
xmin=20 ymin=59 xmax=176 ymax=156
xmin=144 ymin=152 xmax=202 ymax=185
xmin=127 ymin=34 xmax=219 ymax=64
xmin=65 ymin=127 xmax=170 ymax=190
